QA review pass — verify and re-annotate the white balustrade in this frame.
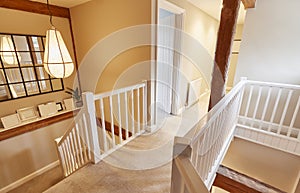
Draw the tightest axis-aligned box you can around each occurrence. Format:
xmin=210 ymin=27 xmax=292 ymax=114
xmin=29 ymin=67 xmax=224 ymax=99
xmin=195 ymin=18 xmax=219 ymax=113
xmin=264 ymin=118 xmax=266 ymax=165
xmin=55 ymin=82 xmax=148 ymax=177
xmin=172 ymin=79 xmax=300 ymax=193
xmin=171 ymin=79 xmax=246 ymax=192
xmin=237 ymin=80 xmax=300 ymax=155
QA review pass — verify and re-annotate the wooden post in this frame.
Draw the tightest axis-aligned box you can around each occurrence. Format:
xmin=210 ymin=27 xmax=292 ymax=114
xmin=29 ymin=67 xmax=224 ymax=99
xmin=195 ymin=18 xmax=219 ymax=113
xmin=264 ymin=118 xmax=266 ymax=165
xmin=209 ymin=0 xmax=241 ymax=110
xmin=82 ymin=92 xmax=101 ymax=164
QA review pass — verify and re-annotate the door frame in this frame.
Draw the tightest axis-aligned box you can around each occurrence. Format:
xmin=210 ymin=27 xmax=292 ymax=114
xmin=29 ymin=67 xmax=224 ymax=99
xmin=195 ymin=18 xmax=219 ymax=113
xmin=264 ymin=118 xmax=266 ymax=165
xmin=157 ymin=0 xmax=185 ymax=116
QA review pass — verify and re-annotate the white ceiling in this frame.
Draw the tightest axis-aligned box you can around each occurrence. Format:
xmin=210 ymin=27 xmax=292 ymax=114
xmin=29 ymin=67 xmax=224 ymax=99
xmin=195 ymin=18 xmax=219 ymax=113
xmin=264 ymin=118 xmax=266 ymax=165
xmin=30 ymin=0 xmax=92 ymax=8
xmin=187 ymin=0 xmax=246 ymax=24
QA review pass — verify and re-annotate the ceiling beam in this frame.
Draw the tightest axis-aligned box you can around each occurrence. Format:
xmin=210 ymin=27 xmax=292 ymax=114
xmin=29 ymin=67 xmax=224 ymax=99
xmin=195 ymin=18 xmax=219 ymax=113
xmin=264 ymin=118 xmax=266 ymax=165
xmin=0 ymin=0 xmax=70 ymax=18
xmin=209 ymin=0 xmax=241 ymax=110
xmin=241 ymin=0 xmax=256 ymax=9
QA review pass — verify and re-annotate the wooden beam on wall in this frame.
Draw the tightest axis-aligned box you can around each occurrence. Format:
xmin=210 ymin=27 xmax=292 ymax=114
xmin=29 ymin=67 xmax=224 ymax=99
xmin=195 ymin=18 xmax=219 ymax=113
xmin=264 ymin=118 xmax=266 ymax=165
xmin=0 ymin=0 xmax=70 ymax=18
xmin=241 ymin=0 xmax=256 ymax=9
xmin=213 ymin=165 xmax=287 ymax=193
xmin=209 ymin=0 xmax=241 ymax=110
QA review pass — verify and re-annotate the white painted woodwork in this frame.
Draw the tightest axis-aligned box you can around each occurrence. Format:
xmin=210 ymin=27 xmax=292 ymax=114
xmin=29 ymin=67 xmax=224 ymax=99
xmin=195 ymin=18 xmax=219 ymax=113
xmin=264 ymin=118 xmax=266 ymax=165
xmin=157 ymin=9 xmax=175 ymax=114
xmin=55 ymin=83 xmax=147 ymax=177
xmin=172 ymin=79 xmax=300 ymax=193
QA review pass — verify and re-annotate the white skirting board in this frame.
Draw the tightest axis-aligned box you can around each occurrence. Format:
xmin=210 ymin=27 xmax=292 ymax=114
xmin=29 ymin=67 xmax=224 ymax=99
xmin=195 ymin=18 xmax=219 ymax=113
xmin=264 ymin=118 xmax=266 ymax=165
xmin=0 ymin=161 xmax=59 ymax=193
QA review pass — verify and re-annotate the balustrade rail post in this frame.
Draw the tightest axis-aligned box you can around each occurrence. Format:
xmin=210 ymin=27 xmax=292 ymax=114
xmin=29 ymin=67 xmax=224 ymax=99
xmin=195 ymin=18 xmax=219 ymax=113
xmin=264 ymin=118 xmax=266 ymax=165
xmin=171 ymin=142 xmax=192 ymax=193
xmin=82 ymin=92 xmax=101 ymax=164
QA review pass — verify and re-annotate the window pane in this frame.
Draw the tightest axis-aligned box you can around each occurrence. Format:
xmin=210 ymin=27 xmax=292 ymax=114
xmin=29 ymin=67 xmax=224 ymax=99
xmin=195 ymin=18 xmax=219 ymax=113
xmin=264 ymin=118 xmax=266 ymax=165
xmin=36 ymin=67 xmax=49 ymax=80
xmin=51 ymin=79 xmax=63 ymax=90
xmin=30 ymin=36 xmax=44 ymax=51
xmin=0 ymin=70 xmax=6 ymax=84
xmin=26 ymin=82 xmax=39 ymax=95
xmin=1 ymin=52 xmax=19 ymax=67
xmin=5 ymin=69 xmax=22 ymax=83
xmin=33 ymin=52 xmax=44 ymax=65
xmin=22 ymin=68 xmax=36 ymax=81
xmin=10 ymin=83 xmax=26 ymax=98
xmin=39 ymin=80 xmax=51 ymax=92
xmin=14 ymin=36 xmax=29 ymax=51
xmin=0 ymin=33 xmax=64 ymax=102
xmin=0 ymin=85 xmax=11 ymax=100
xmin=19 ymin=52 xmax=33 ymax=66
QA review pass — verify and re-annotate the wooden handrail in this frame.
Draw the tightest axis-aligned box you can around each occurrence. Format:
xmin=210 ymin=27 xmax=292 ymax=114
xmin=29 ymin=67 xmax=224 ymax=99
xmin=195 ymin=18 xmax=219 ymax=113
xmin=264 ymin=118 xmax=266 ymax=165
xmin=174 ymin=155 xmax=209 ymax=193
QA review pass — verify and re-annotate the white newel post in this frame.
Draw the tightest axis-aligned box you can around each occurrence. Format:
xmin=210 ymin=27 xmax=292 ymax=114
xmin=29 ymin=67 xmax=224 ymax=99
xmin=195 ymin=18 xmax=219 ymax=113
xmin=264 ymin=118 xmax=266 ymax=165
xmin=82 ymin=92 xmax=101 ymax=164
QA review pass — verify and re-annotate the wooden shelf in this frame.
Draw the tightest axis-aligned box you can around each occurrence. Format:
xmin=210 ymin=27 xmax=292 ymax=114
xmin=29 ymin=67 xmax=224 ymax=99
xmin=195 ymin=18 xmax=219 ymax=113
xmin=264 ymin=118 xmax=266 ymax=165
xmin=0 ymin=109 xmax=79 ymax=141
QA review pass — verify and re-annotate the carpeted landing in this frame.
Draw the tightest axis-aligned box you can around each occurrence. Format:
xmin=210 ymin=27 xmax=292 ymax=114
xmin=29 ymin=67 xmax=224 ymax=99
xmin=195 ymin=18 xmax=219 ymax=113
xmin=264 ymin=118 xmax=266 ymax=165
xmin=44 ymin=161 xmax=172 ymax=193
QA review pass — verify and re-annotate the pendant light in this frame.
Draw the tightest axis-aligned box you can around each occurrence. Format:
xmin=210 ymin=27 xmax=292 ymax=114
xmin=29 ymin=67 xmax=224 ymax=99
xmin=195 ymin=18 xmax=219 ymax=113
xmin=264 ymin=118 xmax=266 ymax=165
xmin=0 ymin=35 xmax=18 ymax=65
xmin=43 ymin=0 xmax=74 ymax=78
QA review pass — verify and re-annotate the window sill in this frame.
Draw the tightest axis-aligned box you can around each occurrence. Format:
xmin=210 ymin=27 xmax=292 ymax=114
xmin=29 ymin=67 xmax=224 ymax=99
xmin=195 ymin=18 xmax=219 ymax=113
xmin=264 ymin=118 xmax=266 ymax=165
xmin=0 ymin=109 xmax=80 ymax=141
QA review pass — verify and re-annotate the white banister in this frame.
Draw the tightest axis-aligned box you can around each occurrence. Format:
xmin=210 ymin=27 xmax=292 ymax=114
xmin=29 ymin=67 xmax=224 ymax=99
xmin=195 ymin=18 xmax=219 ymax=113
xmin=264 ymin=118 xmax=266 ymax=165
xmin=131 ymin=90 xmax=135 ymax=135
xmin=99 ymin=98 xmax=108 ymax=152
xmin=82 ymin=92 xmax=101 ymax=163
xmin=109 ymin=96 xmax=116 ymax=147
xmin=288 ymin=96 xmax=300 ymax=137
xmin=117 ymin=94 xmax=123 ymax=143
xmin=124 ymin=91 xmax=129 ymax=139
xmin=55 ymin=82 xmax=148 ymax=177
xmin=171 ymin=79 xmax=300 ymax=193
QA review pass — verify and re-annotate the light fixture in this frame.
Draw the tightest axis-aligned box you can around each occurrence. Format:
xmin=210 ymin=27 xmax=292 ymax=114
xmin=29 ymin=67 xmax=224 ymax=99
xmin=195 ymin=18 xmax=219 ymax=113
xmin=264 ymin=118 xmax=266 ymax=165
xmin=0 ymin=35 xmax=18 ymax=65
xmin=43 ymin=0 xmax=74 ymax=78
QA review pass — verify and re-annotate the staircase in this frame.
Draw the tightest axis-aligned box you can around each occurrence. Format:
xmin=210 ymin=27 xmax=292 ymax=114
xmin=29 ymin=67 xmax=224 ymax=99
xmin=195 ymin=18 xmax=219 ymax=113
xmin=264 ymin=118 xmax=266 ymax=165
xmin=53 ymin=79 xmax=300 ymax=192
xmin=171 ymin=78 xmax=300 ymax=193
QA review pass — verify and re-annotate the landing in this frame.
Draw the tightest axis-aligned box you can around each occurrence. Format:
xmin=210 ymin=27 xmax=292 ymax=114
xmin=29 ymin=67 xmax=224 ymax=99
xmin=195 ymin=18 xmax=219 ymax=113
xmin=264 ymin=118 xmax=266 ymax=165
xmin=45 ymin=95 xmax=209 ymax=193
xmin=45 ymin=161 xmax=171 ymax=193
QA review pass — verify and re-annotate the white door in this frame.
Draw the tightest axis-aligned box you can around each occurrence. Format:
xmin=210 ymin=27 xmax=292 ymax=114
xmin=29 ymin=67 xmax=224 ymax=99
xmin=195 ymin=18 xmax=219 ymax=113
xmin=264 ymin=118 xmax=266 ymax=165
xmin=157 ymin=8 xmax=176 ymax=114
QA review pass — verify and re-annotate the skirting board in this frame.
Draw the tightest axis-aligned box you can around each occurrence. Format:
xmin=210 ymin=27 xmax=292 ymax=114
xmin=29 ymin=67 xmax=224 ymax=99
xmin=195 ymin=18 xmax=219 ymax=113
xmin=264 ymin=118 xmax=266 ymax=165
xmin=0 ymin=160 xmax=59 ymax=193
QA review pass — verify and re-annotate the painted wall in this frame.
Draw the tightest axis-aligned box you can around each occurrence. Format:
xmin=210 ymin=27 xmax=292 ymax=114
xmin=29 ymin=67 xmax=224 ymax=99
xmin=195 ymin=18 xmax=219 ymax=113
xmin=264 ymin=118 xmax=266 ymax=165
xmin=166 ymin=0 xmax=219 ymax=109
xmin=226 ymin=24 xmax=243 ymax=89
xmin=70 ymin=0 xmax=152 ymax=94
xmin=0 ymin=8 xmax=76 ymax=189
xmin=223 ymin=138 xmax=300 ymax=192
xmin=234 ymin=0 xmax=300 ymax=85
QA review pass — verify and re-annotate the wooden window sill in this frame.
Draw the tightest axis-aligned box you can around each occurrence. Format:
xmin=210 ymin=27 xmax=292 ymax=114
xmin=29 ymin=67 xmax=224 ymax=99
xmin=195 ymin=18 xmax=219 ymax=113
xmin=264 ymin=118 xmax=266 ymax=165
xmin=0 ymin=109 xmax=80 ymax=141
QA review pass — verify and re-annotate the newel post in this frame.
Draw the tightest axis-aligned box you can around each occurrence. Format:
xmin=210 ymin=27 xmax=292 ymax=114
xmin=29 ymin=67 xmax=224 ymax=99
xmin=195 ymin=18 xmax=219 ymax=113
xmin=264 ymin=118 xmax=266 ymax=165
xmin=82 ymin=92 xmax=101 ymax=164
xmin=170 ymin=142 xmax=192 ymax=193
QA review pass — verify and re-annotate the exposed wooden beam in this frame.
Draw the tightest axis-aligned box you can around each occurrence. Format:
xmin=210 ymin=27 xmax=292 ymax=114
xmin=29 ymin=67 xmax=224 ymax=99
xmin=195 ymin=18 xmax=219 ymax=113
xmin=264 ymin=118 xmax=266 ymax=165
xmin=242 ymin=0 xmax=256 ymax=9
xmin=209 ymin=0 xmax=241 ymax=110
xmin=0 ymin=0 xmax=70 ymax=18
xmin=213 ymin=165 xmax=287 ymax=193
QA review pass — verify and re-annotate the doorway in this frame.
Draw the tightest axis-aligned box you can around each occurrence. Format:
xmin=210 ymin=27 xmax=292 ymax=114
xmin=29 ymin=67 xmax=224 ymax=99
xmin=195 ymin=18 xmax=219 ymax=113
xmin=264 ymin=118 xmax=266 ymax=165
xmin=156 ymin=1 xmax=185 ymax=120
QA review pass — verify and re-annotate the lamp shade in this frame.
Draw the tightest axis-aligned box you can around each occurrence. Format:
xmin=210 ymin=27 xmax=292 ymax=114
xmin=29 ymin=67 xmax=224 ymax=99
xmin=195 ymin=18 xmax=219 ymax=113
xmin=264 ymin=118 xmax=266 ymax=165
xmin=44 ymin=27 xmax=74 ymax=78
xmin=0 ymin=35 xmax=18 ymax=65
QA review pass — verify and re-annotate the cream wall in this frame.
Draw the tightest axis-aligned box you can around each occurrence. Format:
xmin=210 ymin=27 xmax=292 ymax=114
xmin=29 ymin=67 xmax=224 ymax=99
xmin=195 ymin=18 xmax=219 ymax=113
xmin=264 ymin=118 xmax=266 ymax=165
xmin=226 ymin=24 xmax=243 ymax=88
xmin=70 ymin=0 xmax=152 ymax=94
xmin=166 ymin=0 xmax=219 ymax=109
xmin=234 ymin=0 xmax=300 ymax=85
xmin=0 ymin=8 xmax=76 ymax=189
xmin=223 ymin=138 xmax=300 ymax=192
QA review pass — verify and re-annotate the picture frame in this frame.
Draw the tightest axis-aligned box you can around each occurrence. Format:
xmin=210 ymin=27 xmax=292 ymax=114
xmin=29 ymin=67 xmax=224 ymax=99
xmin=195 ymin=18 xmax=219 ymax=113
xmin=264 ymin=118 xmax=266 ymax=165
xmin=38 ymin=102 xmax=58 ymax=117
xmin=17 ymin=106 xmax=38 ymax=121
xmin=63 ymin=98 xmax=75 ymax=111
xmin=56 ymin=102 xmax=63 ymax=111
xmin=1 ymin=113 xmax=21 ymax=129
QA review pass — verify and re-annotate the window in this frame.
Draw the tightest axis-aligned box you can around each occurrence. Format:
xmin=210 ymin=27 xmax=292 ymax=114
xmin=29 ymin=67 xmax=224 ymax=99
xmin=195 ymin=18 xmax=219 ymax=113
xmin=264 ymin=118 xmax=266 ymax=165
xmin=0 ymin=33 xmax=64 ymax=102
